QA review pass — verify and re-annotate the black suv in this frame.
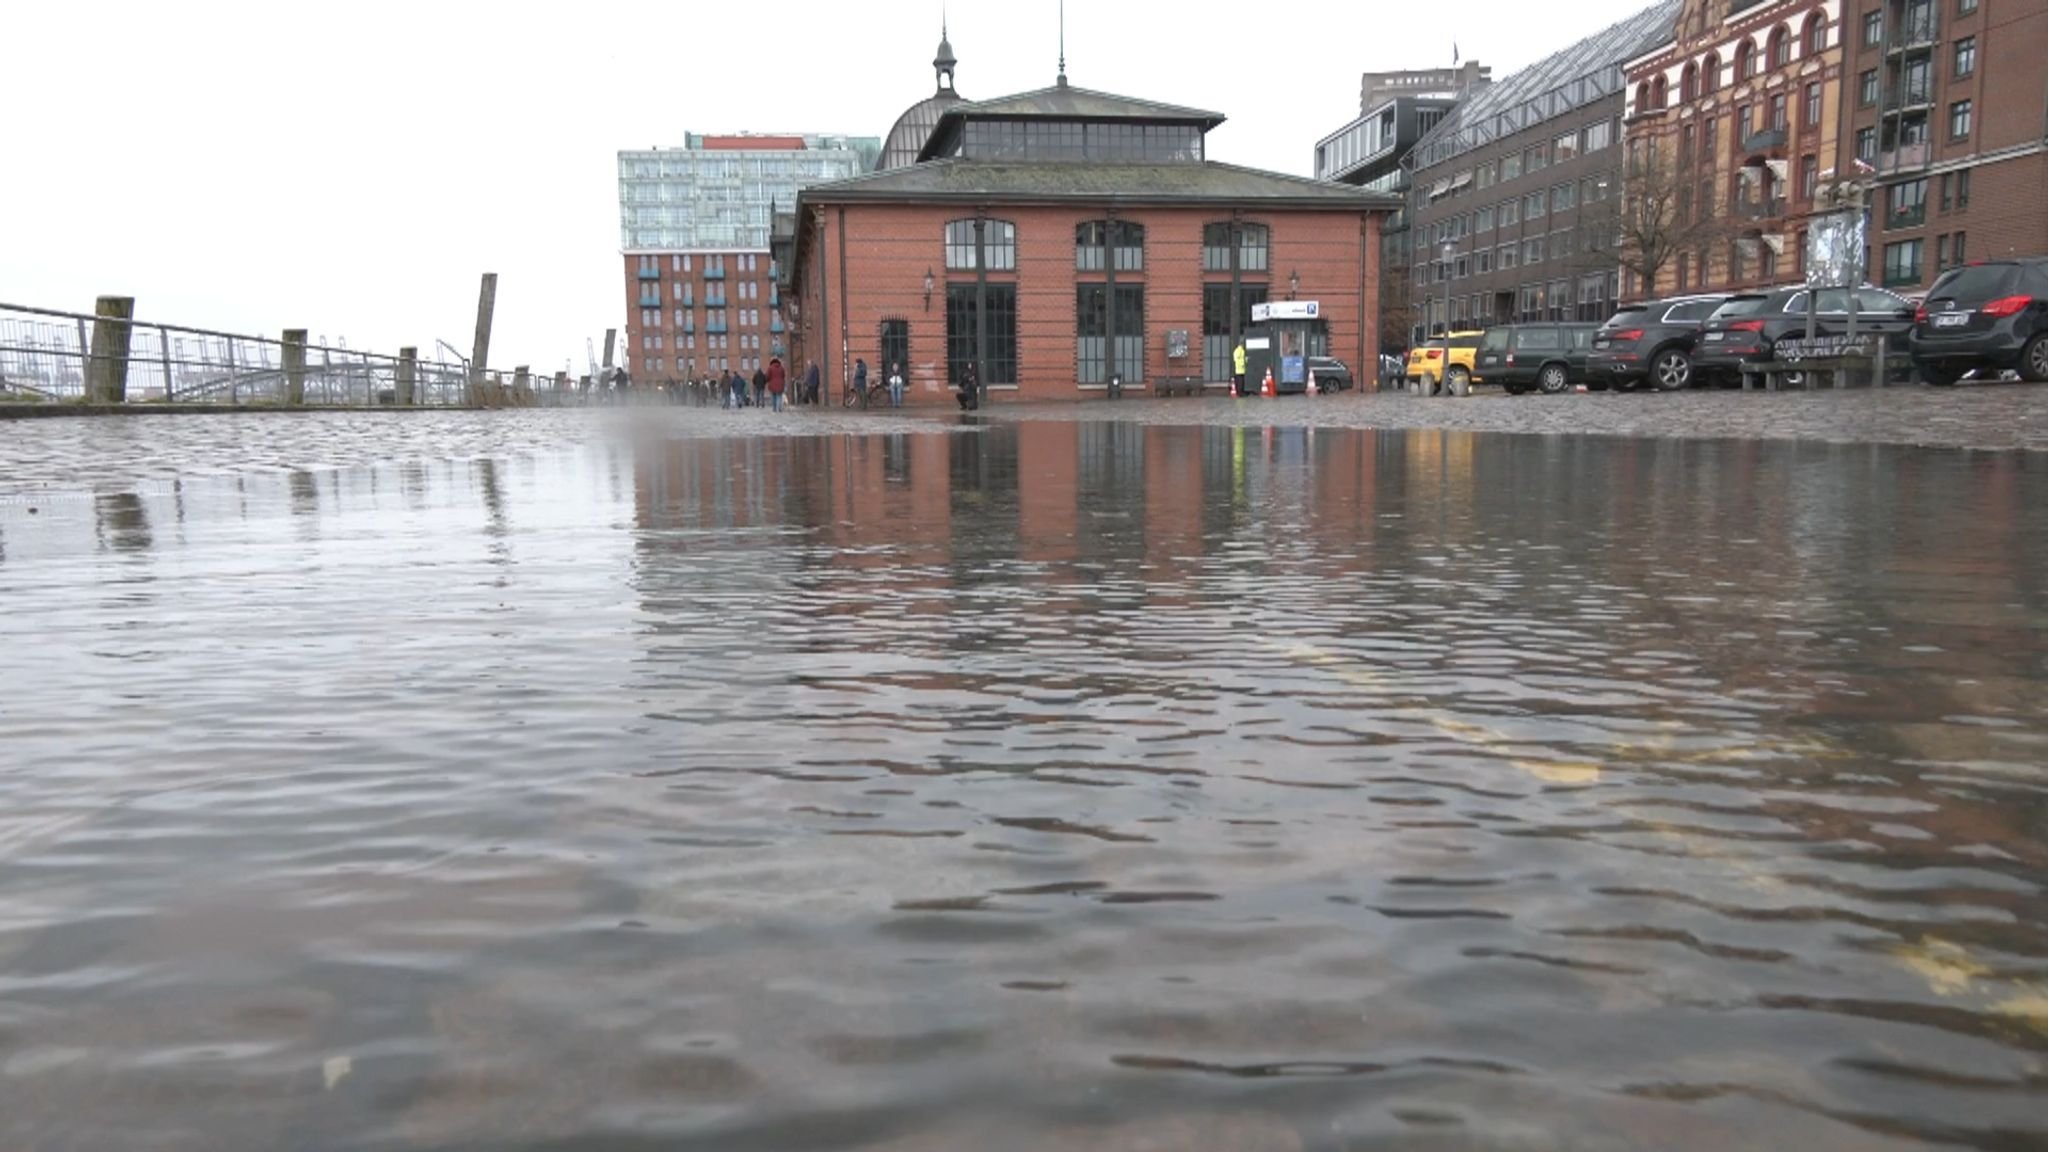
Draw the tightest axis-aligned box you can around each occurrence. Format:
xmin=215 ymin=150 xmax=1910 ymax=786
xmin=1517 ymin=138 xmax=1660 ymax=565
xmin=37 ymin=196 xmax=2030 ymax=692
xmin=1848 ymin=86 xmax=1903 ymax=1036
xmin=1587 ymin=295 xmax=1727 ymax=391
xmin=1911 ymin=258 xmax=2048 ymax=385
xmin=1306 ymin=355 xmax=1353 ymax=392
xmin=1473 ymin=323 xmax=1599 ymax=394
xmin=1694 ymin=286 xmax=1915 ymax=386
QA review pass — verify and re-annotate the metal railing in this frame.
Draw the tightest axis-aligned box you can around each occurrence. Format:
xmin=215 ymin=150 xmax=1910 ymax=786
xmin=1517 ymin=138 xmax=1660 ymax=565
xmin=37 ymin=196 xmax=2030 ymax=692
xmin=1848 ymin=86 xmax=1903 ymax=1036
xmin=0 ymin=302 xmax=498 ymax=406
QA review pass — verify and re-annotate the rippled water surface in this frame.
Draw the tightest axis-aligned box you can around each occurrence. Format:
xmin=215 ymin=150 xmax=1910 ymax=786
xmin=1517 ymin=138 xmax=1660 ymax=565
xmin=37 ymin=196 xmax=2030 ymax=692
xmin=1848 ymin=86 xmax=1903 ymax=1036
xmin=2 ymin=412 xmax=2045 ymax=1151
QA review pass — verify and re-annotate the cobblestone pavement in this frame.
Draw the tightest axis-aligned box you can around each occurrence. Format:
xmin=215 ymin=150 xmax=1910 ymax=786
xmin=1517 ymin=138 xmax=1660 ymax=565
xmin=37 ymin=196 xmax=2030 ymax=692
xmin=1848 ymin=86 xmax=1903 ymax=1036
xmin=989 ymin=384 xmax=2048 ymax=452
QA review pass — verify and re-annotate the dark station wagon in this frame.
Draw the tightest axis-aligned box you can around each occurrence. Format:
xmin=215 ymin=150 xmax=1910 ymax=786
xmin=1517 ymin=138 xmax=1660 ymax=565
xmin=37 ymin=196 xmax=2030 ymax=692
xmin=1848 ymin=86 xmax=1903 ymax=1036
xmin=1473 ymin=323 xmax=1599 ymax=394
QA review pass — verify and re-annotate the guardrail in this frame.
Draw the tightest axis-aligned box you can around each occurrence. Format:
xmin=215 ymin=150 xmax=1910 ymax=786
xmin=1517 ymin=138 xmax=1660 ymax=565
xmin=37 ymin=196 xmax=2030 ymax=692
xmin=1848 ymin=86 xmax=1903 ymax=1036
xmin=0 ymin=301 xmax=569 ymax=408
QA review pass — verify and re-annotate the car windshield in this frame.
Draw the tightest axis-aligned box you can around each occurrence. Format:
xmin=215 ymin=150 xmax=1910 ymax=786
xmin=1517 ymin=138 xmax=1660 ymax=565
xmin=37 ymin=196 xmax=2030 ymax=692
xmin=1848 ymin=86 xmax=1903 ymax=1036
xmin=1708 ymin=296 xmax=1770 ymax=320
xmin=1928 ymin=264 xmax=2019 ymax=302
xmin=1665 ymin=300 xmax=1723 ymax=323
xmin=1448 ymin=334 xmax=1481 ymax=351
xmin=1480 ymin=329 xmax=1511 ymax=351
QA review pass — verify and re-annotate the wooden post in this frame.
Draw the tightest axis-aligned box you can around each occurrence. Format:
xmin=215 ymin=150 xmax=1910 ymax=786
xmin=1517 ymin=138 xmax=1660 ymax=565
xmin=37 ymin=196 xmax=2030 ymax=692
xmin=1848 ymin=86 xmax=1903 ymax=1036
xmin=468 ymin=272 xmax=497 ymax=407
xmin=397 ymin=347 xmax=418 ymax=405
xmin=85 ymin=295 xmax=135 ymax=404
xmin=281 ymin=329 xmax=308 ymax=405
xmin=512 ymin=365 xmax=531 ymax=407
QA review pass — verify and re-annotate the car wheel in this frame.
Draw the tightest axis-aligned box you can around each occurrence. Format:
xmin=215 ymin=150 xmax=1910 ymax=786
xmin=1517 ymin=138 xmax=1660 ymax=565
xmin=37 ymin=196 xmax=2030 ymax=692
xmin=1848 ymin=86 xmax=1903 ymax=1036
xmin=1919 ymin=361 xmax=1964 ymax=387
xmin=1537 ymin=364 xmax=1569 ymax=395
xmin=1447 ymin=367 xmax=1471 ymax=396
xmin=2023 ymin=335 xmax=2048 ymax=383
xmin=1651 ymin=349 xmax=1692 ymax=391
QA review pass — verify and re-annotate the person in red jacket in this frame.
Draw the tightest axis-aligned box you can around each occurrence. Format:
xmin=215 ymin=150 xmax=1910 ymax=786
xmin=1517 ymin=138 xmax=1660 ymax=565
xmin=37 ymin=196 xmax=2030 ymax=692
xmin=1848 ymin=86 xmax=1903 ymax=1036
xmin=765 ymin=357 xmax=787 ymax=412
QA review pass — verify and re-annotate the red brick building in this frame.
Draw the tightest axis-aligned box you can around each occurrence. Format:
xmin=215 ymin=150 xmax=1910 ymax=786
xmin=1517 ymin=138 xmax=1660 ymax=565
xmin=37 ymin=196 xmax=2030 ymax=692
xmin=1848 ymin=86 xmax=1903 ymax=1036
xmin=1838 ymin=0 xmax=2048 ymax=293
xmin=786 ymin=72 xmax=1397 ymax=403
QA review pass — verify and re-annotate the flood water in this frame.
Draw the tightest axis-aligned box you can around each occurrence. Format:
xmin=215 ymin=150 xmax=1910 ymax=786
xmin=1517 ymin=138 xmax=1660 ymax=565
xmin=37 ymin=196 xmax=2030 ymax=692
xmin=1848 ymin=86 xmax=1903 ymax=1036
xmin=1 ymin=413 xmax=2044 ymax=1151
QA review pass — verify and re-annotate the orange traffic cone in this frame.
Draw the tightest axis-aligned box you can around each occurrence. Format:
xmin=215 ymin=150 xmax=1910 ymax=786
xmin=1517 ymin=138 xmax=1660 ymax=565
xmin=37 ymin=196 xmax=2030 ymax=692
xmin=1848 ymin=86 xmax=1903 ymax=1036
xmin=1306 ymin=370 xmax=1319 ymax=396
xmin=1261 ymin=367 xmax=1276 ymax=397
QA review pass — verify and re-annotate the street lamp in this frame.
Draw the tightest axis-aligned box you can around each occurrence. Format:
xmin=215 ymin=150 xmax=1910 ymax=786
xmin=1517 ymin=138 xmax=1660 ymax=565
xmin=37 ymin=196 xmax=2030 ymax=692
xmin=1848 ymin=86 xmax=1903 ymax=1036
xmin=1439 ymin=242 xmax=1456 ymax=334
xmin=923 ymin=268 xmax=934 ymax=312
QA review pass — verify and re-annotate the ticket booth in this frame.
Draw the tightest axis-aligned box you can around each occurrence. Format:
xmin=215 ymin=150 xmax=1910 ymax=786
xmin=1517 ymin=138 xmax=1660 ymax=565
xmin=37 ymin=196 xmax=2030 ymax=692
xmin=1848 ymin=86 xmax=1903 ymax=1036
xmin=1244 ymin=300 xmax=1327 ymax=394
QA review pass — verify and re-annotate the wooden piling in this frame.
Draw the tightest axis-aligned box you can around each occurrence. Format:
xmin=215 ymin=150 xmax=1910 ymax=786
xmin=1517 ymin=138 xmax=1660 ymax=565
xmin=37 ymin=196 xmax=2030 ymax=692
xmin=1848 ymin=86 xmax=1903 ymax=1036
xmin=84 ymin=296 xmax=135 ymax=403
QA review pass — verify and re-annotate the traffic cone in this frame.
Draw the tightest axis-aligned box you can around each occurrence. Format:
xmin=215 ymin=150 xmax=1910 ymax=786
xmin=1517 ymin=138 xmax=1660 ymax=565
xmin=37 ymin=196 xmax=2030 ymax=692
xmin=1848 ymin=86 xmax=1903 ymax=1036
xmin=1261 ymin=367 xmax=1276 ymax=397
xmin=1306 ymin=370 xmax=1319 ymax=396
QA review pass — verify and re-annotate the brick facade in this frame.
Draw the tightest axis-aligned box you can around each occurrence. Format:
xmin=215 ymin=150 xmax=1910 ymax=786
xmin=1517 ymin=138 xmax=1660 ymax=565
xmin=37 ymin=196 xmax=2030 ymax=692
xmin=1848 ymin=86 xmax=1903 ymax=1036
xmin=1838 ymin=0 xmax=2048 ymax=293
xmin=1408 ymin=95 xmax=1630 ymax=333
xmin=791 ymin=204 xmax=1382 ymax=404
xmin=622 ymin=251 xmax=784 ymax=382
xmin=1624 ymin=0 xmax=1847 ymax=297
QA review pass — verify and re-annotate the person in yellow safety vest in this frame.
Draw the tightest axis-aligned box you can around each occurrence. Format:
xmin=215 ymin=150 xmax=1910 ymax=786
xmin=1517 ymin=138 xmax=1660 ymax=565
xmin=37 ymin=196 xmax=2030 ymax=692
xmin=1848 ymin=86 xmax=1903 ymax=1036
xmin=1232 ymin=342 xmax=1247 ymax=397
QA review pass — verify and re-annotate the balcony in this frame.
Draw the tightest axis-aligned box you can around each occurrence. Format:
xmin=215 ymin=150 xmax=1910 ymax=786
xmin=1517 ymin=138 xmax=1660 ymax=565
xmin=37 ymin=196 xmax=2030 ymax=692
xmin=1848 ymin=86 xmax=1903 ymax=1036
xmin=707 ymin=321 xmax=729 ymax=335
xmin=637 ymin=293 xmax=661 ymax=308
xmin=703 ymin=266 xmax=725 ymax=280
xmin=1887 ymin=17 xmax=1937 ymax=53
xmin=770 ymin=318 xmax=785 ymax=335
xmin=704 ymin=295 xmax=728 ymax=309
xmin=1884 ymin=86 xmax=1933 ymax=113
xmin=1883 ymin=265 xmax=1924 ymax=289
xmin=1741 ymin=127 xmax=1788 ymax=154
xmin=1738 ymin=197 xmax=1789 ymax=220
xmin=637 ymin=266 xmax=660 ymax=281
xmin=1887 ymin=204 xmax=1927 ymax=230
xmin=1880 ymin=142 xmax=1932 ymax=170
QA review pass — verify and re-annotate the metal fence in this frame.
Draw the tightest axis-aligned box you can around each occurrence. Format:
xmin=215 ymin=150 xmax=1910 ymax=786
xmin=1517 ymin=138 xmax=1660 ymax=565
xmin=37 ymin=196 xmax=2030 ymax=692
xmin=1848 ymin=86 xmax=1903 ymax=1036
xmin=0 ymin=302 xmax=540 ymax=407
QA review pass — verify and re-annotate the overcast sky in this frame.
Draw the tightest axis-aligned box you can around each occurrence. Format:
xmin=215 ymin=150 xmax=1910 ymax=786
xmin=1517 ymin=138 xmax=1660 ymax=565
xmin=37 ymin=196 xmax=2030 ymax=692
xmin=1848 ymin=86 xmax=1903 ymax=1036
xmin=5 ymin=0 xmax=1653 ymax=374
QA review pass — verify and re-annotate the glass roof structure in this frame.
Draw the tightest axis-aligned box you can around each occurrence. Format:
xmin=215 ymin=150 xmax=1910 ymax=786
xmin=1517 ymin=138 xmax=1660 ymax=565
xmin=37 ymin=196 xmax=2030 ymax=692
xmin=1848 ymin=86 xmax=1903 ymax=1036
xmin=1409 ymin=0 xmax=1679 ymax=174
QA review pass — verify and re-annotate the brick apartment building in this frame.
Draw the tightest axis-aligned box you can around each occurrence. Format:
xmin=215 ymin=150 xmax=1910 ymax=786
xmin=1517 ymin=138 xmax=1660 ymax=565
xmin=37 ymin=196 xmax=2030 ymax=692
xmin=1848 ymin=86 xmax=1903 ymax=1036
xmin=618 ymin=132 xmax=878 ymax=382
xmin=1623 ymin=1 xmax=1847 ymax=297
xmin=1405 ymin=2 xmax=1678 ymax=337
xmin=1840 ymin=0 xmax=2048 ymax=294
xmin=786 ymin=68 xmax=1396 ymax=403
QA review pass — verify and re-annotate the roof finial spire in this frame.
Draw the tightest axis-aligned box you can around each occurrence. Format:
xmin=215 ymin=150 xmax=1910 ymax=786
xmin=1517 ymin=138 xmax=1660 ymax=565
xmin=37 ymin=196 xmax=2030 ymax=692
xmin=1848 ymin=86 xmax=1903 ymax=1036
xmin=1058 ymin=0 xmax=1067 ymax=86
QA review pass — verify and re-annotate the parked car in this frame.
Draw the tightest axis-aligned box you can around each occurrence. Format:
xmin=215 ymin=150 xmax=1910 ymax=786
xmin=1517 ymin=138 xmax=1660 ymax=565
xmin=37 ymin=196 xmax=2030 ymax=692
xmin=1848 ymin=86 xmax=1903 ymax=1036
xmin=1694 ymin=286 xmax=1915 ymax=386
xmin=1404 ymin=330 xmax=1484 ymax=394
xmin=1379 ymin=353 xmax=1405 ymax=388
xmin=1306 ymin=355 xmax=1353 ymax=392
xmin=1586 ymin=295 xmax=1728 ymax=391
xmin=1910 ymin=257 xmax=2048 ymax=386
xmin=1472 ymin=323 xmax=1599 ymax=394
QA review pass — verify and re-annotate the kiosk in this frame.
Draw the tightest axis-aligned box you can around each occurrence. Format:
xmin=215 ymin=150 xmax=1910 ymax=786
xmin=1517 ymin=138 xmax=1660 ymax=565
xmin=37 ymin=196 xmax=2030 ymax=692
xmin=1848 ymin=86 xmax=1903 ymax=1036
xmin=1244 ymin=300 xmax=1329 ymax=394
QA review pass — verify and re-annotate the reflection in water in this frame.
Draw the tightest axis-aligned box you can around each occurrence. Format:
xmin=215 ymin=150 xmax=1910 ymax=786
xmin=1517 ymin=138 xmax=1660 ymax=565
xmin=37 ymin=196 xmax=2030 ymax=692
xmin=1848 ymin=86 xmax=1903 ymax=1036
xmin=0 ymin=422 xmax=2043 ymax=1152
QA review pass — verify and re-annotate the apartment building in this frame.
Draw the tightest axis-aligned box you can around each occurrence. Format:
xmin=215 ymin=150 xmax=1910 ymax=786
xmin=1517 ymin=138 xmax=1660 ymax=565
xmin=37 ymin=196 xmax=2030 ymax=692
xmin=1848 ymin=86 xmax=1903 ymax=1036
xmin=1623 ymin=1 xmax=1847 ymax=297
xmin=1840 ymin=0 xmax=2048 ymax=293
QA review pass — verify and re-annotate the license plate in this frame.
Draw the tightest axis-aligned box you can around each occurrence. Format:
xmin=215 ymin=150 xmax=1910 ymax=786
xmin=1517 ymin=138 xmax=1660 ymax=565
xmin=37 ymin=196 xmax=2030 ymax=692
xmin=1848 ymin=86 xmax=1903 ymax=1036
xmin=1703 ymin=332 xmax=1723 ymax=341
xmin=1593 ymin=340 xmax=1610 ymax=350
xmin=1932 ymin=312 xmax=1969 ymax=328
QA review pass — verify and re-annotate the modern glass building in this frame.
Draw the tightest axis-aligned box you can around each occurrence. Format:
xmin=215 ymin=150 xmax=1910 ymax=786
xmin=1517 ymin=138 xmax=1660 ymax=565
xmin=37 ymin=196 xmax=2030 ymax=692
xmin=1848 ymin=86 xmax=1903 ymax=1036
xmin=617 ymin=134 xmax=880 ymax=252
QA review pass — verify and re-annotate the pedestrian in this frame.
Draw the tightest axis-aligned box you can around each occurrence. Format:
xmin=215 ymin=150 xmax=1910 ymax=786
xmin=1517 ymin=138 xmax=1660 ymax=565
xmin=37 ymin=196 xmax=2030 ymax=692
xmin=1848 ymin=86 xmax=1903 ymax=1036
xmin=887 ymin=361 xmax=905 ymax=408
xmin=750 ymin=364 xmax=766 ymax=407
xmin=728 ymin=368 xmax=746 ymax=409
xmin=955 ymin=362 xmax=979 ymax=411
xmin=852 ymin=358 xmax=869 ymax=407
xmin=766 ymin=357 xmax=786 ymax=412
xmin=803 ymin=361 xmax=821 ymax=406
xmin=1232 ymin=340 xmax=1247 ymax=397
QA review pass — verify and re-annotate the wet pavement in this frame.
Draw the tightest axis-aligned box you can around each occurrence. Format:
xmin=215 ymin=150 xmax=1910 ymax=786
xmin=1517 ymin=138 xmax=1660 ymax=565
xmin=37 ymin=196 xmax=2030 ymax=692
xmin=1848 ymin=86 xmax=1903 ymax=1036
xmin=1 ymin=406 xmax=2045 ymax=1151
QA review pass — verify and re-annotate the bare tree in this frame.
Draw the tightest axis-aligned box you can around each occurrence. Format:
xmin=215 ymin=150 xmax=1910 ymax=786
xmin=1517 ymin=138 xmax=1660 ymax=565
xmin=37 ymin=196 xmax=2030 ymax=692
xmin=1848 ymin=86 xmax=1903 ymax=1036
xmin=1581 ymin=139 xmax=1736 ymax=297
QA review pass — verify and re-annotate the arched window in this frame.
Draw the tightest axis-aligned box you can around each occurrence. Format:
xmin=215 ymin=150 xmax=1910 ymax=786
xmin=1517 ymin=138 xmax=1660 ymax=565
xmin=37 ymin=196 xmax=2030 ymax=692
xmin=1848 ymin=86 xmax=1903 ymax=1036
xmin=944 ymin=218 xmax=1016 ymax=271
xmin=1702 ymin=52 xmax=1721 ymax=92
xmin=1652 ymin=75 xmax=1669 ymax=109
xmin=1681 ymin=62 xmax=1699 ymax=102
xmin=1635 ymin=81 xmax=1653 ymax=113
xmin=1737 ymin=40 xmax=1756 ymax=80
xmin=1768 ymin=25 xmax=1791 ymax=68
xmin=1804 ymin=11 xmax=1828 ymax=56
xmin=1202 ymin=221 xmax=1269 ymax=272
xmin=1076 ymin=221 xmax=1145 ymax=271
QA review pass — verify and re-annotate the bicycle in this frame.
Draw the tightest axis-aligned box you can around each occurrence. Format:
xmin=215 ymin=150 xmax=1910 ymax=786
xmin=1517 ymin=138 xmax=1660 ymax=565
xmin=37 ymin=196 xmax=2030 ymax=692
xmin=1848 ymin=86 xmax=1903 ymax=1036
xmin=841 ymin=384 xmax=873 ymax=409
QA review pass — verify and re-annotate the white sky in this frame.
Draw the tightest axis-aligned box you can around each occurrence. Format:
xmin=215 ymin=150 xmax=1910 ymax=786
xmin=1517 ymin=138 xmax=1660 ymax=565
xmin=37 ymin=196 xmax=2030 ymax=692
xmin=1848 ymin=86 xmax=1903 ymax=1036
xmin=4 ymin=0 xmax=1652 ymax=375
